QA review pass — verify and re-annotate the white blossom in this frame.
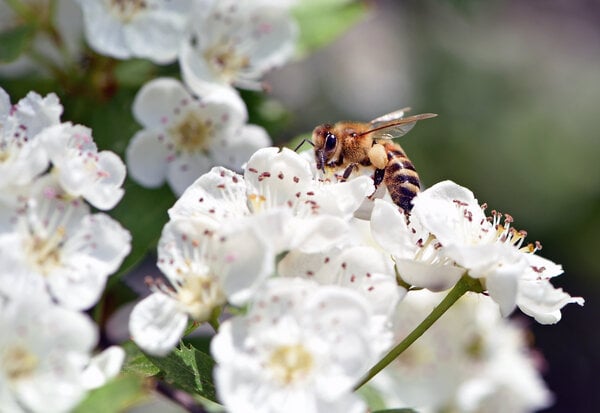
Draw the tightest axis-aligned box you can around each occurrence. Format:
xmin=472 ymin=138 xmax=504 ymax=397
xmin=40 ymin=122 xmax=126 ymax=210
xmin=0 ymin=293 xmax=100 ymax=413
xmin=370 ymin=198 xmax=465 ymax=292
xmin=179 ymin=0 xmax=298 ymax=94
xmin=372 ymin=290 xmax=553 ymax=413
xmin=0 ymin=175 xmax=131 ymax=310
xmin=0 ymin=88 xmax=62 ymax=198
xmin=81 ymin=346 xmax=126 ymax=390
xmin=168 ymin=147 xmax=374 ymax=253
xmin=411 ymin=180 xmax=583 ymax=322
xmin=126 ymin=77 xmax=270 ymax=195
xmin=76 ymin=0 xmax=191 ymax=64
xmin=211 ymin=278 xmax=384 ymax=413
xmin=129 ymin=216 xmax=273 ymax=356
xmin=278 ymin=245 xmax=404 ymax=354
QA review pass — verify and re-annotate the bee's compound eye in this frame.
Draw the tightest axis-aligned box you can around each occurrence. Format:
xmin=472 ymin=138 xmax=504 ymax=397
xmin=324 ymin=133 xmax=337 ymax=151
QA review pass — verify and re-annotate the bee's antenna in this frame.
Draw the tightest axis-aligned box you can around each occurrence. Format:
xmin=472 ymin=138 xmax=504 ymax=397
xmin=293 ymin=139 xmax=314 ymax=153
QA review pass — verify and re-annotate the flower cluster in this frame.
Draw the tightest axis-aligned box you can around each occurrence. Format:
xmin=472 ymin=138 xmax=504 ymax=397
xmin=129 ymin=145 xmax=583 ymax=412
xmin=372 ymin=290 xmax=553 ymax=412
xmin=73 ymin=0 xmax=299 ymax=195
xmin=0 ymin=87 xmax=129 ymax=411
xmin=0 ymin=2 xmax=586 ymax=412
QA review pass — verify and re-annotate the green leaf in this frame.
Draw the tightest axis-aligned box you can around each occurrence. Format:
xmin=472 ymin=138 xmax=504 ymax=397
xmin=121 ymin=341 xmax=161 ymax=377
xmin=293 ymin=0 xmax=368 ymax=57
xmin=145 ymin=342 xmax=218 ymax=403
xmin=114 ymin=59 xmax=157 ymax=88
xmin=0 ymin=25 xmax=35 ymax=63
xmin=73 ymin=375 xmax=149 ymax=413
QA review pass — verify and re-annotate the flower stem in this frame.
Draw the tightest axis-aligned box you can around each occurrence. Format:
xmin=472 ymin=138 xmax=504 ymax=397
xmin=353 ymin=274 xmax=482 ymax=390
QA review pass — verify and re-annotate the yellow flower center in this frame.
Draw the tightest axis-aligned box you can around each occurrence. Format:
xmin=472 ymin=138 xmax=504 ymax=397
xmin=108 ymin=0 xmax=147 ymax=22
xmin=169 ymin=112 xmax=212 ymax=153
xmin=177 ymin=275 xmax=225 ymax=322
xmin=24 ymin=226 xmax=66 ymax=276
xmin=3 ymin=345 xmax=39 ymax=382
xmin=268 ymin=344 xmax=314 ymax=385
xmin=204 ymin=41 xmax=250 ymax=82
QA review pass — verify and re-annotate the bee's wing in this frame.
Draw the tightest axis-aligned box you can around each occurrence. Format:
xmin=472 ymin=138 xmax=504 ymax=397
xmin=369 ymin=107 xmax=412 ymax=124
xmin=366 ymin=113 xmax=438 ymax=140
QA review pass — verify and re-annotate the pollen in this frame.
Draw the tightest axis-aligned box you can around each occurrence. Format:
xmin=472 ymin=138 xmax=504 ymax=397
xmin=268 ymin=344 xmax=314 ymax=386
xmin=109 ymin=0 xmax=147 ymax=22
xmin=203 ymin=41 xmax=250 ymax=82
xmin=24 ymin=226 xmax=66 ymax=276
xmin=3 ymin=345 xmax=39 ymax=382
xmin=177 ymin=275 xmax=225 ymax=322
xmin=169 ymin=112 xmax=212 ymax=153
xmin=248 ymin=193 xmax=266 ymax=212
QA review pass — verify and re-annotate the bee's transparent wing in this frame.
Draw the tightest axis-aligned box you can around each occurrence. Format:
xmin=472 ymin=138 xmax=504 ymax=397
xmin=369 ymin=107 xmax=412 ymax=124
xmin=366 ymin=112 xmax=438 ymax=140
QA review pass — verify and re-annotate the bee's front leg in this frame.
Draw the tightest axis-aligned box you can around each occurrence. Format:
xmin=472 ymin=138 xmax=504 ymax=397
xmin=341 ymin=163 xmax=358 ymax=181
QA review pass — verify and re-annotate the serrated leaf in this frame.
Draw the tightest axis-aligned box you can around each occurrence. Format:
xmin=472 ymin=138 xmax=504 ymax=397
xmin=0 ymin=25 xmax=35 ymax=63
xmin=121 ymin=341 xmax=161 ymax=377
xmin=293 ymin=0 xmax=368 ymax=57
xmin=73 ymin=375 xmax=149 ymax=413
xmin=146 ymin=342 xmax=217 ymax=403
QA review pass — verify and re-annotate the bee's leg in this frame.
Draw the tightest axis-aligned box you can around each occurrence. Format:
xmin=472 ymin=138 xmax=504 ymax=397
xmin=341 ymin=163 xmax=358 ymax=181
xmin=374 ymin=168 xmax=385 ymax=187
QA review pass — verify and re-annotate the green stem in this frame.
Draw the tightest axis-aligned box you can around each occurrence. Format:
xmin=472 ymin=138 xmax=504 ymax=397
xmin=353 ymin=274 xmax=482 ymax=391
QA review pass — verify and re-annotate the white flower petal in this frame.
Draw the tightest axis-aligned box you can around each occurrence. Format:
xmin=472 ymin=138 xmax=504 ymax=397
xmin=371 ymin=199 xmax=415 ymax=258
xmin=168 ymin=166 xmax=248 ymax=221
xmin=211 ymin=124 xmax=272 ymax=170
xmin=166 ymin=152 xmax=213 ymax=195
xmin=244 ymin=147 xmax=313 ymax=207
xmin=129 ymin=293 xmax=189 ymax=356
xmin=517 ymin=277 xmax=584 ymax=324
xmin=80 ymin=150 xmax=126 ymax=210
xmin=412 ymin=180 xmax=489 ymax=246
xmin=81 ymin=346 xmax=126 ymax=390
xmin=218 ymin=224 xmax=274 ymax=306
xmin=133 ymin=77 xmax=192 ymax=129
xmin=396 ymin=258 xmax=465 ymax=292
xmin=126 ymin=129 xmax=170 ymax=188
xmin=123 ymin=12 xmax=185 ymax=64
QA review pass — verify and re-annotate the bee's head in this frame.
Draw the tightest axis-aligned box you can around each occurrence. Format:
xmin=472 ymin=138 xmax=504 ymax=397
xmin=312 ymin=124 xmax=339 ymax=172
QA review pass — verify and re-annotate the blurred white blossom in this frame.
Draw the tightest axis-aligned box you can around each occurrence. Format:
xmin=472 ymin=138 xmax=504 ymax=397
xmin=0 ymin=88 xmax=62 ymax=198
xmin=372 ymin=290 xmax=553 ymax=413
xmin=0 ymin=293 xmax=120 ymax=413
xmin=126 ymin=77 xmax=270 ymax=195
xmin=0 ymin=175 xmax=131 ymax=310
xmin=180 ymin=0 xmax=298 ymax=94
xmin=40 ymin=122 xmax=126 ymax=210
xmin=76 ymin=0 xmax=191 ymax=63
xmin=211 ymin=277 xmax=385 ymax=413
xmin=129 ymin=216 xmax=272 ymax=356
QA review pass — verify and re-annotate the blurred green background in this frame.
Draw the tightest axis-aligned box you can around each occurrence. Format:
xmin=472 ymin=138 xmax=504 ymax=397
xmin=267 ymin=1 xmax=599 ymax=411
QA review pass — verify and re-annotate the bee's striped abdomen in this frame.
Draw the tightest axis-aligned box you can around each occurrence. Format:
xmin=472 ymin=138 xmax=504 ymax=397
xmin=382 ymin=142 xmax=420 ymax=212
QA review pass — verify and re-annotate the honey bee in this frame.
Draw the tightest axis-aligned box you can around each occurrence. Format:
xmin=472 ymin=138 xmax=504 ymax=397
xmin=311 ymin=109 xmax=437 ymax=212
